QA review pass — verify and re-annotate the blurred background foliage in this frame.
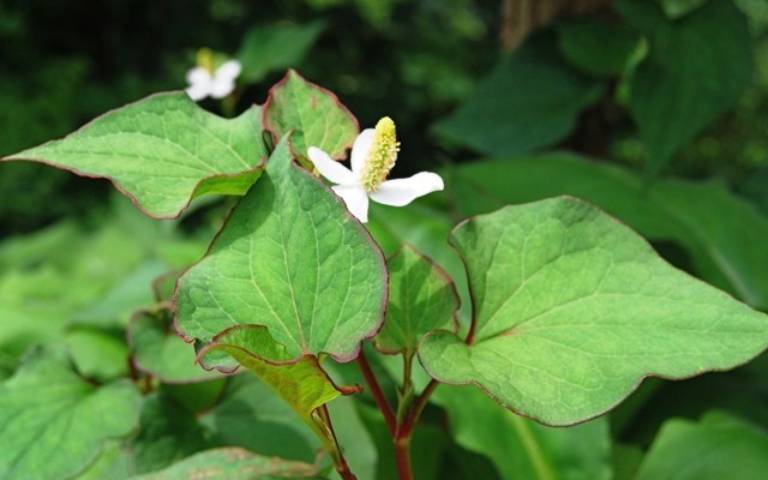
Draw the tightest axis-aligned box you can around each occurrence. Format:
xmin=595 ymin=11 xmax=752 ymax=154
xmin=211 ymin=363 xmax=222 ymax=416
xmin=2 ymin=0 xmax=768 ymax=479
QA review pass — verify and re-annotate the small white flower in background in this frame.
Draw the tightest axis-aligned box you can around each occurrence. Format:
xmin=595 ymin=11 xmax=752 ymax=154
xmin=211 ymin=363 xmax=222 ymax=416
xmin=185 ymin=48 xmax=241 ymax=101
xmin=308 ymin=116 xmax=444 ymax=223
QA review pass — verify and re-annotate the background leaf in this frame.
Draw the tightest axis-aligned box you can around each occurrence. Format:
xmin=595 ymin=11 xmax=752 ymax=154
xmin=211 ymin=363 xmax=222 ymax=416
xmin=432 ymin=38 xmax=603 ymax=157
xmin=635 ymin=412 xmax=768 ymax=479
xmin=238 ymin=22 xmax=326 ymax=83
xmin=556 ymin=19 xmax=642 ymax=77
xmin=130 ymin=447 xmax=323 ymax=480
xmin=128 ymin=308 xmax=223 ymax=384
xmin=617 ymin=0 xmax=752 ymax=174
xmin=433 ymin=387 xmax=612 ymax=480
xmin=0 ymin=351 xmax=141 ymax=480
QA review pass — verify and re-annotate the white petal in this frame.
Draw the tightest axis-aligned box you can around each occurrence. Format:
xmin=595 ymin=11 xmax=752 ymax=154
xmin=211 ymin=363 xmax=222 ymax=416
xmin=186 ymin=67 xmax=211 ymax=85
xmin=307 ymin=147 xmax=356 ymax=185
xmin=350 ymin=129 xmax=375 ymax=176
xmin=186 ymin=82 xmax=211 ymax=101
xmin=332 ymin=185 xmax=370 ymax=223
xmin=215 ymin=60 xmax=242 ymax=82
xmin=369 ymin=172 xmax=444 ymax=207
xmin=209 ymin=79 xmax=236 ymax=99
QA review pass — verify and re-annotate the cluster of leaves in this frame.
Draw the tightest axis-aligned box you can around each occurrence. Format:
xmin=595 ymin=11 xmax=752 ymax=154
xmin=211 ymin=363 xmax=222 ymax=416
xmin=2 ymin=60 xmax=768 ymax=479
xmin=2 ymin=0 xmax=768 ymax=479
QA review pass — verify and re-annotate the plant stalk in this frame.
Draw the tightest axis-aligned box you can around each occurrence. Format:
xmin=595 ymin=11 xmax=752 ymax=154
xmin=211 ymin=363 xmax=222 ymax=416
xmin=311 ymin=405 xmax=358 ymax=480
xmin=393 ymin=379 xmax=440 ymax=479
xmin=356 ymin=351 xmax=398 ymax=436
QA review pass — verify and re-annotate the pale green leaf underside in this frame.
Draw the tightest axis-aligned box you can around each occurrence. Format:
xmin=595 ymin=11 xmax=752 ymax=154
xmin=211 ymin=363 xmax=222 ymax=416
xmin=375 ymin=245 xmax=459 ymax=355
xmin=419 ymin=197 xmax=768 ymax=426
xmin=4 ymin=92 xmax=267 ymax=218
xmin=131 ymin=447 xmax=323 ymax=480
xmin=128 ymin=308 xmax=222 ymax=383
xmin=0 ymin=354 xmax=141 ymax=480
xmin=201 ymin=325 xmax=345 ymax=419
xmin=264 ymin=70 xmax=358 ymax=159
xmin=175 ymin=137 xmax=387 ymax=361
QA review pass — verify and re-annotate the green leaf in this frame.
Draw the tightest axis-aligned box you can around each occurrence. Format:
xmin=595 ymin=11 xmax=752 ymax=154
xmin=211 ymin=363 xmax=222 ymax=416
xmin=444 ymin=153 xmax=768 ymax=309
xmin=238 ymin=22 xmax=325 ymax=83
xmin=263 ymin=70 xmax=359 ymax=159
xmin=128 ymin=307 xmax=222 ymax=383
xmin=130 ymin=447 xmax=323 ymax=480
xmin=374 ymin=245 xmax=459 ymax=356
xmin=433 ymin=387 xmax=612 ymax=480
xmin=175 ymin=137 xmax=387 ymax=361
xmin=368 ymin=203 xmax=472 ymax=326
xmin=199 ymin=325 xmax=354 ymax=420
xmin=636 ymin=412 xmax=768 ymax=479
xmin=132 ymin=392 xmax=213 ymax=474
xmin=556 ymin=20 xmax=642 ymax=76
xmin=656 ymin=0 xmax=708 ymax=18
xmin=0 ymin=352 xmax=141 ymax=480
xmin=3 ymin=93 xmax=267 ymax=219
xmin=200 ymin=375 xmax=321 ymax=463
xmin=616 ymin=0 xmax=752 ymax=174
xmin=419 ymin=196 xmax=768 ymax=426
xmin=432 ymin=39 xmax=603 ymax=157
xmin=67 ymin=326 xmax=129 ymax=381
xmin=74 ymin=259 xmax=169 ymax=326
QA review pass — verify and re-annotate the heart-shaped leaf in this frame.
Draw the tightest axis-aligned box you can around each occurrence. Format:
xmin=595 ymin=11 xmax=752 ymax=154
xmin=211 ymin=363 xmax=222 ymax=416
xmin=446 ymin=153 xmax=768 ymax=310
xmin=130 ymin=447 xmax=323 ymax=480
xmin=374 ymin=245 xmax=459 ymax=356
xmin=175 ymin=137 xmax=387 ymax=362
xmin=432 ymin=39 xmax=603 ymax=157
xmin=238 ymin=22 xmax=325 ymax=83
xmin=263 ymin=70 xmax=359 ymax=159
xmin=199 ymin=325 xmax=356 ymax=420
xmin=419 ymin=197 xmax=768 ymax=426
xmin=3 ymin=93 xmax=268 ymax=219
xmin=0 ymin=352 xmax=141 ymax=480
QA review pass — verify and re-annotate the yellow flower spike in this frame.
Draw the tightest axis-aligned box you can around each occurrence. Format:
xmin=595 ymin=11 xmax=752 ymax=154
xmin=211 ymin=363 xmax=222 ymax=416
xmin=196 ymin=48 xmax=216 ymax=74
xmin=361 ymin=116 xmax=400 ymax=192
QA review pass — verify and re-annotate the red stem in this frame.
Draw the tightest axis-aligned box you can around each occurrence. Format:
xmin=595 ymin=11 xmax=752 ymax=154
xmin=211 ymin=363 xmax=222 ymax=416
xmin=356 ymin=351 xmax=397 ymax=437
xmin=393 ymin=379 xmax=439 ymax=479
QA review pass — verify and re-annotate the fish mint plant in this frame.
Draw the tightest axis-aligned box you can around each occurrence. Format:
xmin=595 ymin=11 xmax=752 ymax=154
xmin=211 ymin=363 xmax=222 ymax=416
xmin=1 ymin=69 xmax=767 ymax=480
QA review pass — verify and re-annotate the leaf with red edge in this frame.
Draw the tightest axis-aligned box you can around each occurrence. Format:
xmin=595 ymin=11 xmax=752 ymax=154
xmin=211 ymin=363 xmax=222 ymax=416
xmin=263 ymin=69 xmax=359 ymax=159
xmin=374 ymin=245 xmax=459 ymax=358
xmin=3 ymin=93 xmax=267 ymax=219
xmin=199 ymin=325 xmax=358 ymax=420
xmin=419 ymin=196 xmax=768 ymax=426
xmin=174 ymin=136 xmax=387 ymax=363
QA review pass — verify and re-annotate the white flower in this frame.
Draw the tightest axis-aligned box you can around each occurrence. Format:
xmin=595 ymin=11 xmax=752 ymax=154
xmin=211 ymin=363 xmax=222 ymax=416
xmin=185 ymin=59 xmax=241 ymax=101
xmin=308 ymin=116 xmax=444 ymax=223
